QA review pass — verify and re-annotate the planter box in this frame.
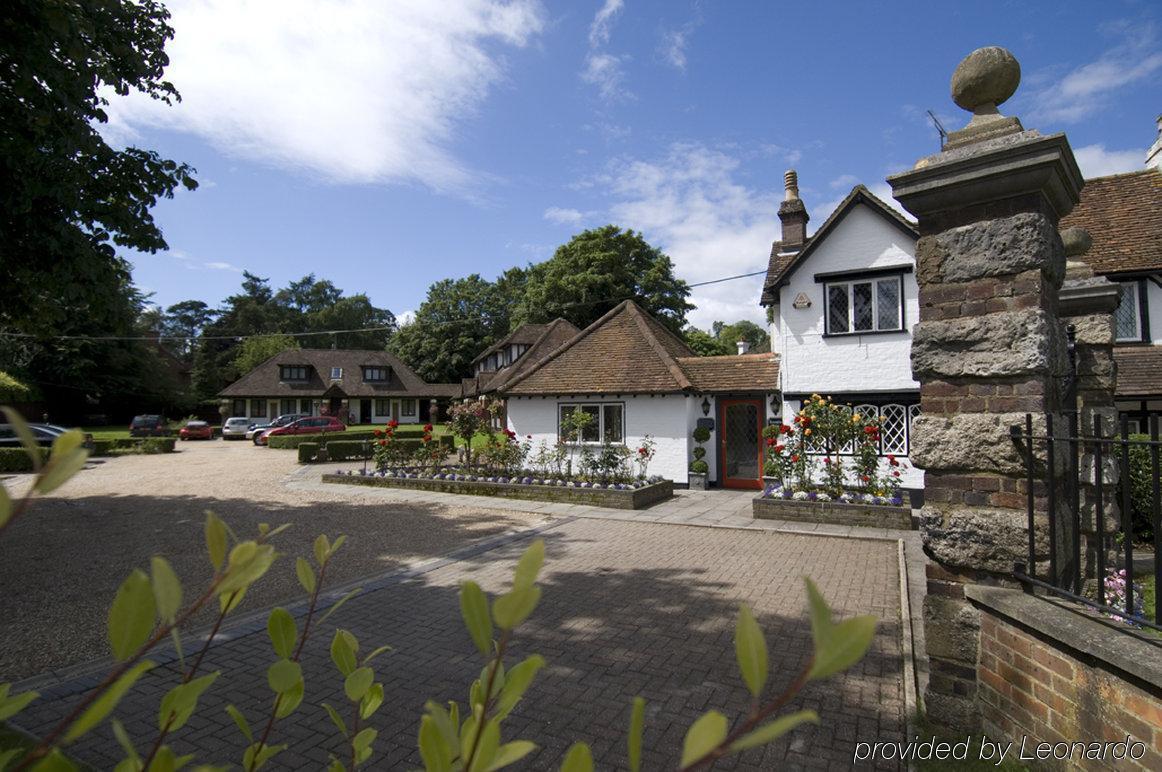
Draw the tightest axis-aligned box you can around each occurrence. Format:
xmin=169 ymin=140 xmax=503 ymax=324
xmin=322 ymin=473 xmax=673 ymax=510
xmin=752 ymin=495 xmax=913 ymax=530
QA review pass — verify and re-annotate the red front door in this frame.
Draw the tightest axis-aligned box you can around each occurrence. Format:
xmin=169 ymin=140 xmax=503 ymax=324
xmin=720 ymin=398 xmax=764 ymax=490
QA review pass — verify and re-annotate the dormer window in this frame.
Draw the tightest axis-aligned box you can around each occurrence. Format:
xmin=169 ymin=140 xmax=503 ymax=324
xmin=363 ymin=366 xmax=390 ymax=382
xmin=330 ymin=367 xmax=343 ymax=380
xmin=280 ymin=365 xmax=309 ymax=381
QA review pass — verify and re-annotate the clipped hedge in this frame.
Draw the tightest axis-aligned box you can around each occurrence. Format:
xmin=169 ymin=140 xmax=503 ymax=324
xmin=0 ymin=447 xmax=51 ymax=473
xmin=268 ymin=425 xmax=429 ymax=450
xmin=297 ymin=435 xmax=453 ymax=463
xmin=91 ymin=438 xmax=177 ymax=456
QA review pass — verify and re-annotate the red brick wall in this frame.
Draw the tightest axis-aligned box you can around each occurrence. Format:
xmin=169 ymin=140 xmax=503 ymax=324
xmin=977 ymin=611 xmax=1162 ymax=770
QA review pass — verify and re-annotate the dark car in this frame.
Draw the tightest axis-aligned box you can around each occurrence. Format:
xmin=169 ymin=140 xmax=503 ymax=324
xmin=129 ymin=415 xmax=170 ymax=437
xmin=0 ymin=423 xmax=93 ymax=449
xmin=259 ymin=416 xmax=345 ymax=445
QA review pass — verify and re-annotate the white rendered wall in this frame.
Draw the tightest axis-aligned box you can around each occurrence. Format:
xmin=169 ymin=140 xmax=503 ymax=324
xmin=770 ymin=204 xmax=919 ymax=395
xmin=507 ymin=395 xmax=693 ymax=483
xmin=1148 ymin=280 xmax=1162 ymax=343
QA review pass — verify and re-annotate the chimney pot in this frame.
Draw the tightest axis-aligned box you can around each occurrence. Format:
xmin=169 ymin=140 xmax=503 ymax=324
xmin=784 ymin=169 xmax=800 ymax=201
xmin=777 ymin=169 xmax=809 ymax=248
xmin=737 ymin=340 xmax=751 ymax=355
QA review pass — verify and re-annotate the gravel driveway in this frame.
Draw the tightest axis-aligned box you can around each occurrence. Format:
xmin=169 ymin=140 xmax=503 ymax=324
xmin=0 ymin=440 xmax=546 ymax=681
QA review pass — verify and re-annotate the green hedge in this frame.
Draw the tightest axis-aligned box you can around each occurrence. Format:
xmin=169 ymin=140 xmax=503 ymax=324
xmin=297 ymin=435 xmax=453 ymax=463
xmin=91 ymin=438 xmax=177 ymax=456
xmin=268 ymin=426 xmax=429 ymax=450
xmin=0 ymin=447 xmax=50 ymax=473
xmin=1126 ymin=433 xmax=1157 ymax=541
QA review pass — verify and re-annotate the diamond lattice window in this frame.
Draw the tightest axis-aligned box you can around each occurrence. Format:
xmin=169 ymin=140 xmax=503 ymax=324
xmin=880 ymin=404 xmax=908 ymax=454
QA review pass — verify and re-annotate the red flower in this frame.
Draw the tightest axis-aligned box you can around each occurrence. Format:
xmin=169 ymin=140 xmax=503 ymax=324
xmin=775 ymin=444 xmax=784 ymax=453
xmin=373 ymin=429 xmax=383 ymax=437
xmin=893 ymin=470 xmax=901 ymax=478
xmin=790 ymin=454 xmax=799 ymax=463
xmin=423 ymin=423 xmax=433 ymax=431
xmin=780 ymin=424 xmax=792 ymax=434
xmin=388 ymin=419 xmax=399 ymax=428
xmin=888 ymin=455 xmax=899 ymax=467
xmin=422 ymin=436 xmax=431 ymax=444
xmin=823 ymin=457 xmax=831 ymax=464
xmin=861 ymin=475 xmax=870 ymax=482
xmin=765 ymin=437 xmax=776 ymax=447
xmin=378 ymin=439 xmax=386 ymax=447
xmin=526 ymin=434 xmax=532 ymax=439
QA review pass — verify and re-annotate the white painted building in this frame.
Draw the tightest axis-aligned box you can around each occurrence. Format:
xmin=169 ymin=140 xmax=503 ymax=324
xmin=760 ymin=173 xmax=925 ymax=490
xmin=502 ymin=301 xmax=779 ymax=487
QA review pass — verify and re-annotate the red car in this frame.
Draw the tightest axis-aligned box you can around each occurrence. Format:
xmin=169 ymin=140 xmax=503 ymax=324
xmin=260 ymin=416 xmax=346 ymax=444
xmin=179 ymin=421 xmax=214 ymax=440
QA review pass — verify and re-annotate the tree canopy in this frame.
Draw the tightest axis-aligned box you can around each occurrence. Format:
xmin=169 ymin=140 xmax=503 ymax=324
xmin=684 ymin=320 xmax=771 ymax=356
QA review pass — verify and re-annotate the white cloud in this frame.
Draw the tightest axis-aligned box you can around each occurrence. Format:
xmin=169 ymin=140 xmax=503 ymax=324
xmin=1073 ymin=143 xmax=1144 ymax=178
xmin=588 ymin=0 xmax=624 ymax=47
xmin=101 ymin=0 xmax=545 ymax=191
xmin=203 ymin=261 xmax=244 ymax=273
xmin=595 ymin=143 xmax=782 ymax=328
xmin=829 ymin=174 xmax=859 ymax=190
xmin=543 ymin=206 xmax=586 ymax=225
xmin=582 ymin=52 xmax=632 ymax=102
xmin=1029 ymin=23 xmax=1162 ymax=124
xmin=659 ymin=28 xmax=689 ymax=70
xmin=397 ymin=309 xmax=417 ymax=326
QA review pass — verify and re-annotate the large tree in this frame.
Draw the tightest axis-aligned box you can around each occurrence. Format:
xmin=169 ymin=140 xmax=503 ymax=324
xmin=233 ymin=334 xmax=300 ymax=377
xmin=389 ymin=274 xmax=515 ymax=383
xmin=514 ymin=226 xmax=693 ymax=334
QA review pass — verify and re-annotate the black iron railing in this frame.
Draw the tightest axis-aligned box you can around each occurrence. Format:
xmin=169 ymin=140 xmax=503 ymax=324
xmin=1009 ymin=413 xmax=1162 ymax=631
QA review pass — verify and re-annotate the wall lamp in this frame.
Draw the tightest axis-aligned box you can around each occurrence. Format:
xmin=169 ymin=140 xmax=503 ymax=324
xmin=701 ymin=397 xmax=711 ymax=416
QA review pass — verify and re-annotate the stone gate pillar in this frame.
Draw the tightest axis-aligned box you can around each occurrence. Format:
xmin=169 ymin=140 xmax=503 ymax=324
xmin=887 ymin=47 xmax=1084 ymax=730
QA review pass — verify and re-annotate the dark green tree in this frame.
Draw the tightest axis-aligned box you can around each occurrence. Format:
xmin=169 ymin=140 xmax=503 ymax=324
xmin=684 ymin=327 xmax=733 ymax=357
xmin=515 ymin=226 xmax=692 ymax=334
xmin=714 ymin=320 xmax=771 ymax=353
xmin=389 ymin=275 xmax=514 ymax=383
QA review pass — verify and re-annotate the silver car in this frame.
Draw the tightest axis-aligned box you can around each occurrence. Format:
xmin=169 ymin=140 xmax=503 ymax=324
xmin=221 ymin=416 xmax=252 ymax=440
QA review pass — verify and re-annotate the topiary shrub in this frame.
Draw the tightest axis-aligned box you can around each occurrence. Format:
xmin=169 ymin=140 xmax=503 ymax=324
xmin=690 ymin=425 xmax=711 ymax=474
xmin=297 ymin=442 xmax=319 ymax=464
xmin=690 ymin=459 xmax=709 ymax=474
xmin=0 ymin=447 xmax=50 ymax=473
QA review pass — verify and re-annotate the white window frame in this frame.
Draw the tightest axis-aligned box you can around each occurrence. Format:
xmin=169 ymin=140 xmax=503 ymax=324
xmin=1115 ymin=281 xmax=1143 ymax=342
xmin=558 ymin=402 xmax=625 ymax=445
xmin=330 ymin=367 xmax=343 ymax=380
xmin=824 ymin=275 xmax=904 ymax=335
xmin=401 ymin=398 xmax=416 ymax=417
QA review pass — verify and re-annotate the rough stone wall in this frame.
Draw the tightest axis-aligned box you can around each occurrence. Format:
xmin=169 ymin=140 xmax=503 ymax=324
xmin=977 ymin=610 xmax=1162 ymax=771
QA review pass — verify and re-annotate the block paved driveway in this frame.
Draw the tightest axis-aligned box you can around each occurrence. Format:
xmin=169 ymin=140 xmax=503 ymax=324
xmin=14 ymin=516 xmax=905 ymax=770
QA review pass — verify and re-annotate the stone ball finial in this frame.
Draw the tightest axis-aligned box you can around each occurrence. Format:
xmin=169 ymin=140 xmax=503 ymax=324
xmin=951 ymin=46 xmax=1020 ymax=113
xmin=1060 ymin=227 xmax=1092 ymax=258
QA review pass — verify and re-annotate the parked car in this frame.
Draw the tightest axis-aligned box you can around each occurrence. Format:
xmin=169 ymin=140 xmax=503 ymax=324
xmin=257 ymin=416 xmax=346 ymax=445
xmin=34 ymin=423 xmax=95 ymax=448
xmin=129 ymin=415 xmax=170 ymax=437
xmin=249 ymin=413 xmax=308 ymax=444
xmin=245 ymin=422 xmax=272 ymax=441
xmin=179 ymin=421 xmax=214 ymax=441
xmin=221 ymin=416 xmax=252 ymax=440
xmin=0 ymin=423 xmax=63 ymax=447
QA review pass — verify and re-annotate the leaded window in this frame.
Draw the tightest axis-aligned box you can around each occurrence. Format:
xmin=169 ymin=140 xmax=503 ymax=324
xmin=280 ymin=365 xmax=309 ymax=381
xmin=824 ymin=275 xmax=905 ymax=334
xmin=1115 ymin=282 xmax=1142 ymax=341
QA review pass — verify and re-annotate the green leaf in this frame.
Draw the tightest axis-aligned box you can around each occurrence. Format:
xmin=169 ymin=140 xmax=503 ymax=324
xmin=352 ymin=727 xmax=377 ymax=753
xmin=495 ymin=655 xmax=544 ymax=719
xmin=326 ymin=759 xmax=346 ymax=772
xmin=204 ymin=513 xmax=228 ymax=572
xmin=65 ymin=660 xmax=155 ymax=742
xmin=217 ymin=542 xmax=276 ymax=595
xmin=459 ymin=581 xmax=493 ymax=656
xmin=263 ymin=523 xmax=292 ymax=540
xmin=295 ymin=557 xmax=316 ymax=595
xmin=559 ymin=742 xmax=593 ymax=772
xmin=111 ymin=719 xmax=140 ymax=767
xmin=50 ymin=429 xmax=85 ymax=459
xmin=330 ymin=629 xmax=358 ymax=676
xmin=680 ymin=711 xmax=728 ymax=768
xmin=158 ymin=672 xmax=219 ymax=732
xmin=734 ymin=605 xmax=768 ymax=698
xmin=2 ymin=407 xmax=42 ymax=473
xmin=486 ymin=741 xmax=536 ymax=771
xmin=34 ymin=447 xmax=89 ymax=494
xmin=322 ymin=702 xmax=348 ymax=738
xmin=150 ymin=557 xmax=182 ymax=626
xmin=729 ymin=710 xmax=819 ymax=753
xmin=491 ymin=585 xmax=540 ymax=631
xmin=344 ymin=667 xmax=374 ymax=702
xmin=267 ymin=607 xmax=297 ymax=659
xmin=0 ymin=485 xmax=11 ymax=529
xmin=225 ymin=704 xmax=253 ymax=742
xmin=803 ymin=578 xmax=876 ymax=681
xmin=469 ymin=719 xmax=500 ymax=772
xmin=359 ymin=682 xmax=384 ymax=720
xmin=512 ymin=539 xmax=544 ymax=590
xmin=169 ymin=628 xmax=184 ymax=670
xmin=360 ymin=645 xmax=393 ymax=666
xmin=424 ymin=700 xmax=460 ymax=755
xmin=419 ymin=715 xmax=452 ymax=772
xmin=627 ymin=697 xmax=645 ymax=772
xmin=108 ymin=569 xmax=156 ymax=661
xmin=313 ymin=534 xmax=330 ymax=567
xmin=808 ymin=615 xmax=877 ymax=681
xmin=242 ymin=742 xmax=286 ymax=772
xmin=318 ymin=588 xmax=363 ymax=626
xmin=27 ymin=748 xmax=78 ymax=771
xmin=218 ymin=587 xmax=246 ymax=614
xmin=0 ymin=687 xmax=37 ymax=721
xmin=328 ymin=535 xmax=348 ymax=559
xmin=267 ymin=659 xmax=302 ymax=694
xmin=275 ymin=679 xmax=304 ymax=718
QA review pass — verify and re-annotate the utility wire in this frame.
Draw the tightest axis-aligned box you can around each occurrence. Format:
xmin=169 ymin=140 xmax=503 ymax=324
xmin=0 ymin=266 xmax=770 ymax=343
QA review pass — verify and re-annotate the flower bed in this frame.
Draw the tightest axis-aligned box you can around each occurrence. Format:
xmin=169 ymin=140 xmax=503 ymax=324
xmin=323 ymin=468 xmax=673 ymax=510
xmin=753 ymin=483 xmax=913 ymax=530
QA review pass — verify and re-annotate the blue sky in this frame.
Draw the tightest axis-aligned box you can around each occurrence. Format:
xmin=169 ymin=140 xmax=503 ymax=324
xmin=108 ymin=0 xmax=1162 ymax=330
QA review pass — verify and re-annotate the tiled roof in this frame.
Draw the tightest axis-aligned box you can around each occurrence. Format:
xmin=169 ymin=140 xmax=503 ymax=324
xmin=472 ymin=323 xmax=550 ymax=365
xmin=1060 ymin=169 xmax=1162 ymax=276
xmin=675 ymin=354 xmax=779 ymax=393
xmin=760 ymin=185 xmax=917 ymax=305
xmin=461 ymin=319 xmax=581 ymax=397
xmin=219 ymin=348 xmax=444 ymax=398
xmin=503 ymin=301 xmax=779 ymax=396
xmin=1115 ymin=346 xmax=1162 ymax=398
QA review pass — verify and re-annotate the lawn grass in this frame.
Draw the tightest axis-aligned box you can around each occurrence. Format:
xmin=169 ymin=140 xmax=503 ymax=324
xmin=345 ymin=424 xmax=501 ymax=449
xmin=79 ymin=426 xmax=131 ymax=440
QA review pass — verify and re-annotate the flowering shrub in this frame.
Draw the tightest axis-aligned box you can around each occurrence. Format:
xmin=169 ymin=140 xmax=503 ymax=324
xmin=763 ymin=483 xmax=904 ymax=508
xmin=338 ymin=466 xmax=665 ymax=491
xmin=580 ymin=442 xmax=633 ymax=484
xmin=634 ymin=435 xmax=657 ymax=479
xmin=446 ymin=398 xmax=501 ymax=467
xmin=477 ymin=428 xmax=530 ymax=475
xmin=371 ymin=420 xmax=413 ymax=471
xmin=412 ymin=423 xmax=450 ymax=473
xmin=1103 ymin=569 xmax=1145 ymax=624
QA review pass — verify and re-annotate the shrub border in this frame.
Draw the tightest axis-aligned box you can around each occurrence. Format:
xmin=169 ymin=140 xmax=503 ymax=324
xmin=322 ymin=473 xmax=673 ymax=510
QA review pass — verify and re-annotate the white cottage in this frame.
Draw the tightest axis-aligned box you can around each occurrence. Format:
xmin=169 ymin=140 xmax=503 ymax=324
xmin=501 ymin=301 xmax=779 ymax=487
xmin=759 ymin=171 xmax=925 ymax=490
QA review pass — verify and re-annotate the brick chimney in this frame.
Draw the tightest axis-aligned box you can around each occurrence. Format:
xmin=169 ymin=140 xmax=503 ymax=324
xmin=778 ymin=169 xmax=809 ymax=249
xmin=1147 ymin=114 xmax=1162 ymax=171
xmin=736 ymin=340 xmax=750 ymax=355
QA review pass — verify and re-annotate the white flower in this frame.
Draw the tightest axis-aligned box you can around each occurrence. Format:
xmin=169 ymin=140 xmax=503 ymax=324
xmin=792 ymin=490 xmax=810 ymax=501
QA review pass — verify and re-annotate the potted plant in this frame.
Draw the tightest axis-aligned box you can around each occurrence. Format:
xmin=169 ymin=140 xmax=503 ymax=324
xmin=689 ymin=425 xmax=711 ymax=490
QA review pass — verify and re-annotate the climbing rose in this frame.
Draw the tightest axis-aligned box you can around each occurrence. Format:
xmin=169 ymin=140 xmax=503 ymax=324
xmin=378 ymin=439 xmax=386 ymax=447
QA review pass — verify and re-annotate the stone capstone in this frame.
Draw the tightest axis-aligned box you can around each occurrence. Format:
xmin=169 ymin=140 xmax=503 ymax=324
xmin=910 ymin=413 xmax=1039 ymax=474
xmin=921 ymin=505 xmax=1047 ymax=573
xmin=951 ymin=46 xmax=1021 ymax=113
xmin=911 ymin=310 xmax=1063 ymax=379
xmin=935 ymin=213 xmax=1064 ymax=285
xmin=1060 ymin=226 xmax=1092 ymax=258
